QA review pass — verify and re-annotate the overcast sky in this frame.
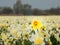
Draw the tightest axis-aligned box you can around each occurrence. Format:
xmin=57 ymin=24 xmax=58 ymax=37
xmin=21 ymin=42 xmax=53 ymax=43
xmin=0 ymin=0 xmax=60 ymax=10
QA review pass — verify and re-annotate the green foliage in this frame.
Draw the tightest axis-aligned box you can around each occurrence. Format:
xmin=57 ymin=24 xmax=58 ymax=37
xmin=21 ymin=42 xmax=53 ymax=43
xmin=30 ymin=30 xmax=35 ymax=35
xmin=59 ymin=34 xmax=60 ymax=38
xmin=0 ymin=28 xmax=2 ymax=34
xmin=15 ymin=39 xmax=33 ymax=45
xmin=0 ymin=27 xmax=8 ymax=34
xmin=50 ymin=35 xmax=58 ymax=45
xmin=2 ymin=7 xmax=13 ymax=14
xmin=16 ymin=39 xmax=22 ymax=45
xmin=24 ymin=39 xmax=33 ymax=45
xmin=29 ymin=22 xmax=31 ymax=24
xmin=0 ymin=39 xmax=4 ymax=45
xmin=52 ymin=27 xmax=56 ymax=31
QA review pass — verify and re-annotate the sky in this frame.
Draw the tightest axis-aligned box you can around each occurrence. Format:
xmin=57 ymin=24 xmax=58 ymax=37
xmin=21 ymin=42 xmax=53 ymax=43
xmin=0 ymin=0 xmax=60 ymax=10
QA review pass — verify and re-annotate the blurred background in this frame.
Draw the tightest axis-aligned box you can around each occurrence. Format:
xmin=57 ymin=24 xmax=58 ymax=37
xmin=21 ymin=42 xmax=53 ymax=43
xmin=0 ymin=0 xmax=60 ymax=15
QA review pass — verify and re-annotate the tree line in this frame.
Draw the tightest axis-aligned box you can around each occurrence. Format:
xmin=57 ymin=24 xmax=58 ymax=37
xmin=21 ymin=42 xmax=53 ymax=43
xmin=0 ymin=4 xmax=60 ymax=15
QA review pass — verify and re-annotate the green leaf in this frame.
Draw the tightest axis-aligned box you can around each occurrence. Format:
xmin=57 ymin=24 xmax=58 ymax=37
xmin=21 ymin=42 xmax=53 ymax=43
xmin=59 ymin=34 xmax=60 ymax=38
xmin=52 ymin=28 xmax=56 ymax=31
xmin=57 ymin=41 xmax=60 ymax=45
xmin=29 ymin=22 xmax=31 ymax=24
xmin=24 ymin=39 xmax=33 ymax=45
xmin=0 ymin=40 xmax=4 ymax=45
xmin=0 ymin=29 xmax=2 ymax=34
xmin=16 ymin=39 xmax=22 ymax=45
xmin=30 ymin=30 xmax=35 ymax=35
xmin=50 ymin=35 xmax=58 ymax=45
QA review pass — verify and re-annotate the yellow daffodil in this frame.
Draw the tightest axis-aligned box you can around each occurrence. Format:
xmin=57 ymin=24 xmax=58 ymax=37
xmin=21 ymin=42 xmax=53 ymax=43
xmin=0 ymin=23 xmax=7 ymax=27
xmin=16 ymin=32 xmax=21 ymax=38
xmin=48 ymin=39 xmax=52 ymax=45
xmin=38 ymin=31 xmax=43 ymax=37
xmin=3 ymin=25 xmax=7 ymax=30
xmin=7 ymin=42 xmax=10 ymax=45
xmin=10 ymin=30 xmax=17 ymax=35
xmin=22 ymin=41 xmax=24 ymax=45
xmin=34 ymin=37 xmax=42 ymax=45
xmin=22 ymin=24 xmax=27 ymax=29
xmin=24 ymin=33 xmax=29 ymax=39
xmin=1 ymin=33 xmax=7 ymax=41
xmin=5 ymin=39 xmax=10 ymax=45
xmin=31 ymin=20 xmax=43 ymax=30
xmin=40 ymin=25 xmax=46 ymax=30
xmin=9 ymin=37 xmax=14 ymax=41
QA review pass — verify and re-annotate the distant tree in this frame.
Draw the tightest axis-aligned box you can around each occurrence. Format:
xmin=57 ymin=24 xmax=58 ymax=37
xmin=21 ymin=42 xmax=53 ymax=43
xmin=0 ymin=7 xmax=3 ymax=14
xmin=32 ymin=8 xmax=43 ymax=15
xmin=32 ymin=9 xmax=39 ymax=15
xmin=48 ymin=7 xmax=60 ymax=15
xmin=13 ymin=0 xmax=22 ymax=14
xmin=2 ymin=7 xmax=13 ymax=14
xmin=55 ymin=7 xmax=60 ymax=15
xmin=22 ymin=4 xmax=32 ymax=15
xmin=48 ymin=8 xmax=55 ymax=14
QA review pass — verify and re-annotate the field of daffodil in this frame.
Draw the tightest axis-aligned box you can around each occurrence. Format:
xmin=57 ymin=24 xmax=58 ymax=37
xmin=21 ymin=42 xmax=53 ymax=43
xmin=0 ymin=16 xmax=60 ymax=45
